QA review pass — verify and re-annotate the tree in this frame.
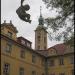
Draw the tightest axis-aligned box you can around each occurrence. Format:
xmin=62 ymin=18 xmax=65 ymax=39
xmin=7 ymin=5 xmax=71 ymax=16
xmin=42 ymin=0 xmax=74 ymax=45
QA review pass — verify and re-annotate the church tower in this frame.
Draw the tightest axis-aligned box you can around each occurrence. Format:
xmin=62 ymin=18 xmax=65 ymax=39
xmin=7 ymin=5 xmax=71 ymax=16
xmin=35 ymin=6 xmax=47 ymax=50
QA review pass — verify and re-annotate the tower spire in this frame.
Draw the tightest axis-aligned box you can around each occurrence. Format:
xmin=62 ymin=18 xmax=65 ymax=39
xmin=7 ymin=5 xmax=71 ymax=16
xmin=38 ymin=6 xmax=44 ymax=25
xmin=40 ymin=6 xmax=42 ymax=17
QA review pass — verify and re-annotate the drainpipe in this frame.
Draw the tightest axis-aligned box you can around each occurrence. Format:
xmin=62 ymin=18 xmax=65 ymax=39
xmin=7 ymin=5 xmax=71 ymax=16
xmin=45 ymin=58 xmax=48 ymax=75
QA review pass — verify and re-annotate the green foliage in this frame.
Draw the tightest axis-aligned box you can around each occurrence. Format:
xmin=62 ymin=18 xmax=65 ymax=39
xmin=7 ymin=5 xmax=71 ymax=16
xmin=42 ymin=0 xmax=74 ymax=45
xmin=64 ymin=35 xmax=74 ymax=47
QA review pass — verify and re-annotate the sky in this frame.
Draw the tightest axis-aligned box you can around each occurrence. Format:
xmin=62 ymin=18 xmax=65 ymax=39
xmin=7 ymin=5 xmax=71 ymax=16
xmin=1 ymin=0 xmax=63 ymax=49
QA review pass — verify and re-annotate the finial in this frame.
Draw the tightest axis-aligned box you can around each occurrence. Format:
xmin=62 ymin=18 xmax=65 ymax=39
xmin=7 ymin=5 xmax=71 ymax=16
xmin=10 ymin=20 xmax=12 ymax=24
xmin=40 ymin=6 xmax=42 ymax=17
xmin=38 ymin=6 xmax=44 ymax=25
xmin=4 ymin=20 xmax=6 ymax=23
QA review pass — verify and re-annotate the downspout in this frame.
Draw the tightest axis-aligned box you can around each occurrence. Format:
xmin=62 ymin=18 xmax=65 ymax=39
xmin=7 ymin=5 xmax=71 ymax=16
xmin=45 ymin=58 xmax=48 ymax=75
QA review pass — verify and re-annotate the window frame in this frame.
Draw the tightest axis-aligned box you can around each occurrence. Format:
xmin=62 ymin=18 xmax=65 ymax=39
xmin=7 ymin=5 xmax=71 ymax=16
xmin=3 ymin=63 xmax=10 ymax=75
xmin=59 ymin=57 xmax=64 ymax=65
xmin=19 ymin=67 xmax=24 ymax=75
xmin=70 ymin=56 xmax=74 ymax=64
xmin=6 ymin=42 xmax=12 ymax=53
xmin=32 ymin=54 xmax=36 ymax=63
xmin=49 ymin=59 xmax=55 ymax=67
xmin=32 ymin=71 xmax=36 ymax=75
xmin=20 ymin=49 xmax=25 ymax=59
xmin=59 ymin=73 xmax=65 ymax=75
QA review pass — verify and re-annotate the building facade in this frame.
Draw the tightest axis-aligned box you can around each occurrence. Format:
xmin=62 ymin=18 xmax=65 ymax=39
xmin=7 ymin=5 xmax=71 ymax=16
xmin=47 ymin=45 xmax=74 ymax=75
xmin=1 ymin=21 xmax=46 ymax=75
xmin=1 ymin=21 xmax=74 ymax=75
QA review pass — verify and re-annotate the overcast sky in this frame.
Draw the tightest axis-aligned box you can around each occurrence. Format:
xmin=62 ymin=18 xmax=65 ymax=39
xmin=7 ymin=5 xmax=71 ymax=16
xmin=1 ymin=0 xmax=63 ymax=49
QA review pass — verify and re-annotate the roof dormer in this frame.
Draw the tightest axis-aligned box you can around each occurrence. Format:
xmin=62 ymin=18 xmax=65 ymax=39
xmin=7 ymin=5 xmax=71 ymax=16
xmin=1 ymin=20 xmax=18 ymax=40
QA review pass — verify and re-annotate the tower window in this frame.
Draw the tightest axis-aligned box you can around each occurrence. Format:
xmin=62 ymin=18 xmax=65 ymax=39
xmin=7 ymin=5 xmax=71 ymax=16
xmin=38 ymin=36 xmax=40 ymax=42
xmin=38 ymin=46 xmax=40 ymax=50
xmin=44 ymin=37 xmax=46 ymax=43
xmin=44 ymin=46 xmax=46 ymax=49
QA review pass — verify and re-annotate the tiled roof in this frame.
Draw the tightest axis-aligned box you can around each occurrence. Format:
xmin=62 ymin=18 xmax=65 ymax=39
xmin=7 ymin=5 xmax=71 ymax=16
xmin=48 ymin=43 xmax=66 ymax=55
xmin=17 ymin=37 xmax=32 ymax=43
xmin=36 ymin=50 xmax=48 ymax=57
xmin=37 ymin=43 xmax=74 ymax=57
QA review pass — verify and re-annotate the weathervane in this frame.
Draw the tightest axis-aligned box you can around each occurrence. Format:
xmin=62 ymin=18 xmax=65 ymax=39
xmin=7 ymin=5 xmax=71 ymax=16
xmin=16 ymin=0 xmax=31 ymax=23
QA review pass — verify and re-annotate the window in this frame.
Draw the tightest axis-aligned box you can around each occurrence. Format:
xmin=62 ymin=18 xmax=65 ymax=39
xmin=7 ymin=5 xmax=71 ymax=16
xmin=19 ymin=67 xmax=24 ymax=75
xmin=44 ymin=46 xmax=46 ymax=49
xmin=70 ymin=56 xmax=74 ymax=64
xmin=38 ymin=36 xmax=40 ymax=42
xmin=20 ymin=49 xmax=25 ymax=58
xmin=48 ymin=59 xmax=55 ymax=66
xmin=21 ymin=40 xmax=25 ymax=45
xmin=32 ymin=71 xmax=36 ymax=75
xmin=44 ymin=37 xmax=46 ymax=43
xmin=59 ymin=73 xmax=65 ymax=75
xmin=72 ymin=69 xmax=74 ymax=75
xmin=41 ymin=58 xmax=45 ymax=66
xmin=3 ymin=63 xmax=10 ymax=75
xmin=6 ymin=42 xmax=12 ymax=52
xmin=50 ymin=73 xmax=55 ymax=75
xmin=38 ymin=46 xmax=40 ymax=50
xmin=8 ymin=31 xmax=12 ymax=38
xmin=42 ymin=73 xmax=44 ymax=75
xmin=32 ymin=54 xmax=36 ymax=63
xmin=59 ymin=57 xmax=64 ymax=65
xmin=27 ymin=42 xmax=31 ymax=47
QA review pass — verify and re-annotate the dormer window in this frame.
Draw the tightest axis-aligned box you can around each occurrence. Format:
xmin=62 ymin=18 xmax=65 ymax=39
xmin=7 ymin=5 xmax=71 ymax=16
xmin=8 ymin=31 xmax=12 ymax=38
xmin=21 ymin=40 xmax=25 ymax=45
xmin=27 ymin=42 xmax=31 ymax=47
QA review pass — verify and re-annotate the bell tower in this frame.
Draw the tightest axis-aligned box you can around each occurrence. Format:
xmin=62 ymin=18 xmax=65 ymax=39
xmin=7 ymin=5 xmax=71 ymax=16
xmin=35 ymin=6 xmax=47 ymax=50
